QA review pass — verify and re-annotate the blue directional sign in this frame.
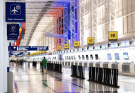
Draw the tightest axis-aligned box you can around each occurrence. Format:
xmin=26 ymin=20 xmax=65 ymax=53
xmin=8 ymin=46 xmax=49 ymax=51
xmin=6 ymin=2 xmax=26 ymax=22
xmin=7 ymin=24 xmax=19 ymax=40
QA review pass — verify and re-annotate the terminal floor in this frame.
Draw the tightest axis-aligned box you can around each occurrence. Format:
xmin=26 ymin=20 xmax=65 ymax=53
xmin=10 ymin=62 xmax=135 ymax=93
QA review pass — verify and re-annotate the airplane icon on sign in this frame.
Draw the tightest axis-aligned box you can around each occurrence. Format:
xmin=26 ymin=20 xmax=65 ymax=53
xmin=11 ymin=7 xmax=18 ymax=14
xmin=13 ymin=47 xmax=16 ymax=49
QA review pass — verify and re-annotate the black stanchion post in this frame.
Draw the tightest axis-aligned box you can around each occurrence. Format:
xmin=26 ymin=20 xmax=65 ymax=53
xmin=78 ymin=66 xmax=85 ymax=79
xmin=104 ymin=68 xmax=107 ymax=84
xmin=113 ymin=69 xmax=118 ymax=87
xmin=92 ymin=67 xmax=95 ymax=81
xmin=59 ymin=64 xmax=62 ymax=73
xmin=98 ymin=68 xmax=102 ymax=83
xmin=89 ymin=67 xmax=91 ymax=80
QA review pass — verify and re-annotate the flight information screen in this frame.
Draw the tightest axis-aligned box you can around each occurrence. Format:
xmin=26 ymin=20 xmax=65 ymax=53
xmin=115 ymin=53 xmax=119 ymax=60
xmin=79 ymin=48 xmax=82 ymax=52
xmin=123 ymin=52 xmax=129 ymax=60
xmin=121 ymin=40 xmax=130 ymax=47
xmin=89 ymin=46 xmax=93 ymax=51
xmin=111 ymin=42 xmax=118 ymax=48
xmin=102 ymin=44 xmax=108 ymax=49
xmin=95 ymin=45 xmax=100 ymax=50
xmin=107 ymin=53 xmax=112 ymax=60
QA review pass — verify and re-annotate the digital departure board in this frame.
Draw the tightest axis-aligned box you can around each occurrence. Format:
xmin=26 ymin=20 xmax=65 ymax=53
xmin=95 ymin=45 xmax=100 ymax=50
xmin=111 ymin=42 xmax=118 ymax=48
xmin=123 ymin=52 xmax=129 ymax=60
xmin=75 ymin=49 xmax=77 ymax=52
xmin=115 ymin=53 xmax=119 ymax=60
xmin=102 ymin=44 xmax=108 ymax=49
xmin=89 ymin=46 xmax=93 ymax=51
xmin=79 ymin=48 xmax=82 ymax=52
xmin=121 ymin=40 xmax=130 ymax=47
xmin=107 ymin=53 xmax=112 ymax=60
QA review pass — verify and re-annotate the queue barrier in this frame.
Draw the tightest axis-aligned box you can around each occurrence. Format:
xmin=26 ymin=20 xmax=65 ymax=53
xmin=88 ymin=67 xmax=119 ymax=88
xmin=71 ymin=65 xmax=85 ymax=79
xmin=47 ymin=63 xmax=62 ymax=73
xmin=19 ymin=60 xmax=23 ymax=65
xmin=33 ymin=61 xmax=37 ymax=66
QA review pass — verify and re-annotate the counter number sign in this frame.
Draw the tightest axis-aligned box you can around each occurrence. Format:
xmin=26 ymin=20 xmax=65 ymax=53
xmin=88 ymin=37 xmax=94 ymax=44
xmin=64 ymin=44 xmax=69 ymax=49
xmin=74 ymin=41 xmax=79 ymax=47
xmin=57 ymin=46 xmax=61 ymax=51
xmin=109 ymin=31 xmax=117 ymax=41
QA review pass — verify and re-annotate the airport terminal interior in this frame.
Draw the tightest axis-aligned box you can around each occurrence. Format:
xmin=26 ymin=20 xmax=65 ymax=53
xmin=1 ymin=0 xmax=135 ymax=93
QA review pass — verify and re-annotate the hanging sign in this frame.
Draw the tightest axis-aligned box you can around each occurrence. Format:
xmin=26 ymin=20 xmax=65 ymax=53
xmin=87 ymin=37 xmax=94 ymax=45
xmin=64 ymin=44 xmax=69 ymax=49
xmin=74 ymin=41 xmax=79 ymax=47
xmin=109 ymin=31 xmax=118 ymax=41
xmin=7 ymin=24 xmax=19 ymax=40
xmin=6 ymin=2 xmax=26 ymax=22
xmin=57 ymin=46 xmax=61 ymax=51
xmin=8 ymin=46 xmax=49 ymax=51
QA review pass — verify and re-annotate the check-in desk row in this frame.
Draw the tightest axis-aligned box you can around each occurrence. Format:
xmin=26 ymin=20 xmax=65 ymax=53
xmin=52 ymin=61 xmax=135 ymax=74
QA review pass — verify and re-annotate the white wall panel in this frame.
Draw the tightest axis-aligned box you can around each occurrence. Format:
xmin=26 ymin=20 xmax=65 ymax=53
xmin=128 ymin=15 xmax=132 ymax=33
xmin=79 ymin=0 xmax=135 ymax=45
xmin=123 ymin=16 xmax=128 ymax=34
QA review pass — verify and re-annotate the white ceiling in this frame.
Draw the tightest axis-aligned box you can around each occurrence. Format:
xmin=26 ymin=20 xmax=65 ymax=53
xmin=19 ymin=0 xmax=71 ymax=46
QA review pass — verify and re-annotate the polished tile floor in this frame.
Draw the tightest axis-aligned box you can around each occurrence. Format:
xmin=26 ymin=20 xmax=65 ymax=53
xmin=10 ymin=62 xmax=135 ymax=93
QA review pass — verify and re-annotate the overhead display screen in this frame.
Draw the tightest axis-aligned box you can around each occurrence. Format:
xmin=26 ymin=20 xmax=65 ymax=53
xmin=107 ymin=53 xmax=112 ymax=60
xmin=115 ymin=53 xmax=119 ymax=60
xmin=95 ymin=45 xmax=100 ymax=50
xmin=102 ymin=44 xmax=108 ymax=49
xmin=134 ymin=39 xmax=135 ymax=46
xmin=71 ymin=49 xmax=73 ymax=53
xmin=111 ymin=42 xmax=118 ymax=48
xmin=123 ymin=52 xmax=129 ymax=60
xmin=75 ymin=49 xmax=77 ymax=52
xmin=84 ymin=47 xmax=87 ymax=52
xmin=121 ymin=40 xmax=130 ymax=47
xmin=79 ymin=48 xmax=82 ymax=52
xmin=89 ymin=46 xmax=93 ymax=51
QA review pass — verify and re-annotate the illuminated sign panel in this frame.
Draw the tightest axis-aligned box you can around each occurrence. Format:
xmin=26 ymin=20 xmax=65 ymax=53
xmin=88 ymin=37 xmax=94 ymax=44
xmin=74 ymin=41 xmax=79 ymax=47
xmin=57 ymin=46 xmax=61 ymax=51
xmin=109 ymin=31 xmax=117 ymax=41
xmin=64 ymin=44 xmax=69 ymax=49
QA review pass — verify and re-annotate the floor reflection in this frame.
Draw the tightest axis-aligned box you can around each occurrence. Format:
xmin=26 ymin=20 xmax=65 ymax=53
xmin=10 ymin=62 xmax=135 ymax=93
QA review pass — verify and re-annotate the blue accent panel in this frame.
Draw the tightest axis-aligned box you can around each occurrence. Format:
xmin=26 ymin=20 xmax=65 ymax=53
xmin=67 ymin=3 xmax=70 ymax=40
xmin=6 ymin=2 xmax=26 ymax=22
xmin=7 ymin=67 xmax=10 ymax=72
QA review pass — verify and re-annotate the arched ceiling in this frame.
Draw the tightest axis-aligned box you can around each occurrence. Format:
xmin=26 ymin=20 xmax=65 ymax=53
xmin=18 ymin=0 xmax=72 ymax=46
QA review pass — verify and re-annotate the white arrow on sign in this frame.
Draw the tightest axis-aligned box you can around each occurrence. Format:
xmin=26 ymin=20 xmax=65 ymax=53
xmin=13 ymin=47 xmax=16 ymax=49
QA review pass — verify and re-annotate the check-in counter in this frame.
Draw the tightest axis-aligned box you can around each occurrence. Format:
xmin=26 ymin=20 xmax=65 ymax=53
xmin=103 ymin=62 xmax=109 ymax=68
xmin=89 ymin=62 xmax=94 ymax=67
xmin=122 ymin=63 xmax=130 ymax=73
xmin=84 ymin=62 xmax=88 ymax=68
xmin=111 ymin=62 xmax=119 ymax=69
xmin=130 ymin=63 xmax=134 ymax=73
xmin=95 ymin=62 xmax=101 ymax=68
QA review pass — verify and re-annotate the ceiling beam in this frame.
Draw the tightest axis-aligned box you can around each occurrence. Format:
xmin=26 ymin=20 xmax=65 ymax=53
xmin=26 ymin=1 xmax=54 ymax=46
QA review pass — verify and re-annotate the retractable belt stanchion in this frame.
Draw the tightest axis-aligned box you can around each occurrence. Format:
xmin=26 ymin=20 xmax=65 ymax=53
xmin=47 ymin=62 xmax=62 ymax=73
xmin=78 ymin=66 xmax=85 ymax=79
xmin=88 ymin=67 xmax=119 ymax=88
xmin=71 ymin=65 xmax=85 ymax=79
